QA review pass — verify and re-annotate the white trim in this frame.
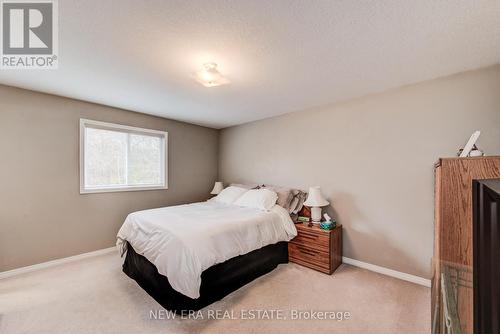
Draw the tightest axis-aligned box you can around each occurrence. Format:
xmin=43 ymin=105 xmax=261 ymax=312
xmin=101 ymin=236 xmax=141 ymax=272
xmin=342 ymin=257 xmax=431 ymax=287
xmin=0 ymin=247 xmax=117 ymax=280
xmin=80 ymin=118 xmax=168 ymax=137
xmin=79 ymin=119 xmax=169 ymax=194
xmin=80 ymin=184 xmax=168 ymax=194
xmin=0 ymin=247 xmax=431 ymax=288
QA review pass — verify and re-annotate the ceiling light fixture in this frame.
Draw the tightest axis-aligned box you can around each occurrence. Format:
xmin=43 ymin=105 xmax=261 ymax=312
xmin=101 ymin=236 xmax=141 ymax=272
xmin=194 ymin=62 xmax=230 ymax=87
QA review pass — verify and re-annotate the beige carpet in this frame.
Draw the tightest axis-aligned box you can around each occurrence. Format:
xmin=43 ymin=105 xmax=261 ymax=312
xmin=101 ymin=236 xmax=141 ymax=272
xmin=0 ymin=252 xmax=430 ymax=334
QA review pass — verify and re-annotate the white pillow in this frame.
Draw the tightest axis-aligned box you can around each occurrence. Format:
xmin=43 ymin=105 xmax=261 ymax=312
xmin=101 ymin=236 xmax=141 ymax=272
xmin=234 ymin=189 xmax=278 ymax=211
xmin=212 ymin=186 xmax=248 ymax=205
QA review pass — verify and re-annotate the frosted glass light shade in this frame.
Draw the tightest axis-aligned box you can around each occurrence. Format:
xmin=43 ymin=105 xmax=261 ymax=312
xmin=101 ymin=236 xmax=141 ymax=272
xmin=210 ymin=181 xmax=224 ymax=195
xmin=303 ymin=186 xmax=329 ymax=207
xmin=195 ymin=63 xmax=230 ymax=87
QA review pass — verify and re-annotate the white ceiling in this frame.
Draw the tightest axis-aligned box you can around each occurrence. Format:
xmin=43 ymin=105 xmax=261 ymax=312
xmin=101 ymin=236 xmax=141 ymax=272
xmin=2 ymin=1 xmax=500 ymax=129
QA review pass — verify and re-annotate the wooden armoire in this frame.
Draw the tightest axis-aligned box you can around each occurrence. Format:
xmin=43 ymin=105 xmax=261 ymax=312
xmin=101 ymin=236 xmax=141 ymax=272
xmin=433 ymin=157 xmax=500 ymax=334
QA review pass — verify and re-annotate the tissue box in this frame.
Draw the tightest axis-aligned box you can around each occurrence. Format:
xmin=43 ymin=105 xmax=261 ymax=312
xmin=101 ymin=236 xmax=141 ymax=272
xmin=320 ymin=219 xmax=336 ymax=230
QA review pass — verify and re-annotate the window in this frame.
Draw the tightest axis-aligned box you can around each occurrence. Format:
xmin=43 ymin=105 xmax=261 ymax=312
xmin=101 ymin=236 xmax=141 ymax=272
xmin=80 ymin=119 xmax=168 ymax=193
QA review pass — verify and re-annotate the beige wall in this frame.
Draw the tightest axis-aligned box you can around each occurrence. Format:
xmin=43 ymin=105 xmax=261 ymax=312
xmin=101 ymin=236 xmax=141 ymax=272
xmin=220 ymin=65 xmax=500 ymax=279
xmin=0 ymin=85 xmax=219 ymax=271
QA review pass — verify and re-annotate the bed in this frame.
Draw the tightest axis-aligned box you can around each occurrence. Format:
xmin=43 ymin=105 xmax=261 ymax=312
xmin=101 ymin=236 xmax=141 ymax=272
xmin=117 ymin=199 xmax=297 ymax=312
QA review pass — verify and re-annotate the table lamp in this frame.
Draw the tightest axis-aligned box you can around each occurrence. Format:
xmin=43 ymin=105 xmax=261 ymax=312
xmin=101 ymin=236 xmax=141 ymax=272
xmin=303 ymin=186 xmax=329 ymax=223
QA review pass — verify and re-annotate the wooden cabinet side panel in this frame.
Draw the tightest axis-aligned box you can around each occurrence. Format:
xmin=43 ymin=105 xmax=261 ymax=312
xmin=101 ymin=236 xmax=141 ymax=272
xmin=432 ymin=165 xmax=442 ymax=334
xmin=438 ymin=157 xmax=500 ymax=334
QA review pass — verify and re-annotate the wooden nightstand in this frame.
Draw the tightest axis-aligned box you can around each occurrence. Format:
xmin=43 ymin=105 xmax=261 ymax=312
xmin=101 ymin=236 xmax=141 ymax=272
xmin=289 ymin=223 xmax=342 ymax=274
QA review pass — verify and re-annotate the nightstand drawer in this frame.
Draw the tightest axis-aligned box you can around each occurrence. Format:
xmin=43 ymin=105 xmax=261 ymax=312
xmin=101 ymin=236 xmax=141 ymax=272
xmin=290 ymin=230 xmax=330 ymax=252
xmin=289 ymin=243 xmax=330 ymax=269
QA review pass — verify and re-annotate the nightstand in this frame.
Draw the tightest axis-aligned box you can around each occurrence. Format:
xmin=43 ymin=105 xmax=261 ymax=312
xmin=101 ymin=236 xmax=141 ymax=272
xmin=289 ymin=223 xmax=342 ymax=274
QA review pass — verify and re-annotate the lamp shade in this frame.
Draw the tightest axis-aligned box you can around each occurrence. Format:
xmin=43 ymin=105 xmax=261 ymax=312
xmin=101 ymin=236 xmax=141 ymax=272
xmin=303 ymin=186 xmax=329 ymax=207
xmin=210 ymin=181 xmax=224 ymax=195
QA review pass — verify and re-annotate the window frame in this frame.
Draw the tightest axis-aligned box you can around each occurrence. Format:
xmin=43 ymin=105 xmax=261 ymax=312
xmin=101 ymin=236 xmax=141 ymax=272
xmin=79 ymin=118 xmax=168 ymax=194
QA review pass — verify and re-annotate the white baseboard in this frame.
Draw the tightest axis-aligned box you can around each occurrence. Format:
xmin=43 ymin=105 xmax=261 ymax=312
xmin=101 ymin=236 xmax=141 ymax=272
xmin=342 ymin=256 xmax=431 ymax=287
xmin=1 ymin=246 xmax=431 ymax=288
xmin=0 ymin=246 xmax=117 ymax=280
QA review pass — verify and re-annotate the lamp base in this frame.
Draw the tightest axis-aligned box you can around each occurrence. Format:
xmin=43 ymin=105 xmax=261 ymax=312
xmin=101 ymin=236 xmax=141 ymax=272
xmin=311 ymin=207 xmax=322 ymax=223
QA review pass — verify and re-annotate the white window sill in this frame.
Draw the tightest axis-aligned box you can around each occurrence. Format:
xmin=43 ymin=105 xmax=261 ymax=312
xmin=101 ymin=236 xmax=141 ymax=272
xmin=80 ymin=185 xmax=168 ymax=194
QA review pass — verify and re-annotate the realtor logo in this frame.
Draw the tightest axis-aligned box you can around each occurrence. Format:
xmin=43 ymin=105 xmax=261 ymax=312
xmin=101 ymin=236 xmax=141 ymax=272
xmin=1 ymin=0 xmax=58 ymax=69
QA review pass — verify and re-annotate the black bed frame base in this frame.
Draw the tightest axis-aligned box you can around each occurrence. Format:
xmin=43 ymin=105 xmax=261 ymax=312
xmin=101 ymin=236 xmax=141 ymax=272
xmin=123 ymin=241 xmax=288 ymax=313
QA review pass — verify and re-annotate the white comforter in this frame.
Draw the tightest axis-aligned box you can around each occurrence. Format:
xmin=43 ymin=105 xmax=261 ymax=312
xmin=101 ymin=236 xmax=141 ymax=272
xmin=116 ymin=201 xmax=297 ymax=299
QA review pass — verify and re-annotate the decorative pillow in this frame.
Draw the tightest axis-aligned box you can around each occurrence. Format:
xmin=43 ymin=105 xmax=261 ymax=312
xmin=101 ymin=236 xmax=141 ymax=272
xmin=262 ymin=185 xmax=294 ymax=210
xmin=292 ymin=191 xmax=308 ymax=214
xmin=234 ymin=188 xmax=278 ymax=211
xmin=288 ymin=190 xmax=308 ymax=214
xmin=212 ymin=186 xmax=248 ymax=205
xmin=288 ymin=195 xmax=299 ymax=214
